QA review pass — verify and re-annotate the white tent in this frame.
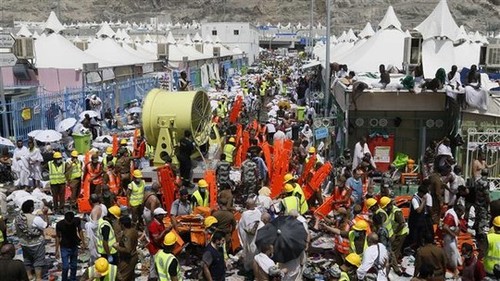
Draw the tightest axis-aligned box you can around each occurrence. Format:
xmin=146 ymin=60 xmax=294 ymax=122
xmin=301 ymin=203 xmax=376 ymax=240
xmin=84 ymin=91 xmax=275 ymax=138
xmin=358 ymin=23 xmax=375 ymax=39
xmin=414 ymin=0 xmax=460 ymax=41
xmin=346 ymin=29 xmax=357 ymax=42
xmin=32 ymin=31 xmax=40 ymax=39
xmin=378 ymin=6 xmax=402 ymax=31
xmin=96 ymin=22 xmax=116 ymax=38
xmin=166 ymin=31 xmax=177 ymax=44
xmin=192 ymin=32 xmax=202 ymax=43
xmin=85 ymin=37 xmax=151 ymax=65
xmin=44 ymin=11 xmax=65 ymax=34
xmin=16 ymin=25 xmax=32 ymax=37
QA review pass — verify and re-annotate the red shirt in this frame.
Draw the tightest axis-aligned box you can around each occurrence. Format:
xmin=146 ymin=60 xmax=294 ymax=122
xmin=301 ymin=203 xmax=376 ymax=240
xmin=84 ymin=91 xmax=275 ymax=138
xmin=147 ymin=219 xmax=165 ymax=255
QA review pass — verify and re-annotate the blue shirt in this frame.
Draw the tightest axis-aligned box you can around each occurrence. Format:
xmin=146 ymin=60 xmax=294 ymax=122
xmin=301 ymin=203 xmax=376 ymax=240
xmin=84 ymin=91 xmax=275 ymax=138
xmin=347 ymin=177 xmax=363 ymax=205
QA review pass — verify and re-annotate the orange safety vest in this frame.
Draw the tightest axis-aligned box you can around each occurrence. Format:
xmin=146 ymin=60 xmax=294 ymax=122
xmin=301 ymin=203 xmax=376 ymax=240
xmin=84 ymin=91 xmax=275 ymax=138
xmin=334 ymin=222 xmax=351 ymax=255
xmin=107 ymin=171 xmax=120 ymax=194
xmin=333 ymin=186 xmax=350 ymax=208
xmin=133 ymin=140 xmax=146 ymax=158
xmin=86 ymin=163 xmax=103 ymax=185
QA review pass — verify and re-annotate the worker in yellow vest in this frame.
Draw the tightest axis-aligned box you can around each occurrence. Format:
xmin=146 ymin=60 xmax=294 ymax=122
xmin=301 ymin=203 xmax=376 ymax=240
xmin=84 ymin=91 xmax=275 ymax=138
xmin=280 ymin=183 xmax=301 ymax=215
xmin=83 ymin=257 xmax=117 ymax=281
xmin=97 ymin=212 xmax=118 ymax=264
xmin=380 ymin=196 xmax=409 ymax=275
xmin=365 ymin=198 xmax=392 ymax=237
xmin=65 ymin=150 xmax=82 ymax=210
xmin=128 ymin=170 xmax=145 ymax=227
xmin=192 ymin=179 xmax=210 ymax=208
xmin=223 ymin=137 xmax=236 ymax=165
xmin=49 ymin=152 xmax=67 ymax=214
xmin=216 ymin=100 xmax=228 ymax=119
xmin=484 ymin=216 xmax=500 ymax=276
xmin=339 ymin=253 xmax=361 ymax=281
xmin=283 ymin=173 xmax=308 ymax=214
xmin=0 ymin=214 xmax=5 ymax=246
xmin=348 ymin=220 xmax=369 ymax=255
xmin=102 ymin=147 xmax=117 ymax=169
xmin=155 ymin=232 xmax=182 ymax=281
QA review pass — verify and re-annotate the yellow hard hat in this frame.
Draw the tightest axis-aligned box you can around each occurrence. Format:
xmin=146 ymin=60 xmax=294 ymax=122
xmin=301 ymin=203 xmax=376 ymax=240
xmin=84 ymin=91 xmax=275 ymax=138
xmin=133 ymin=169 xmax=143 ymax=178
xmin=71 ymin=150 xmax=79 ymax=157
xmin=204 ymin=216 xmax=218 ymax=228
xmin=365 ymin=198 xmax=378 ymax=209
xmin=120 ymin=139 xmax=127 ymax=145
xmin=53 ymin=152 xmax=62 ymax=159
xmin=345 ymin=253 xmax=362 ymax=267
xmin=283 ymin=173 xmax=294 ymax=183
xmin=198 ymin=179 xmax=208 ymax=188
xmin=284 ymin=183 xmax=294 ymax=193
xmin=106 ymin=147 xmax=113 ymax=154
xmin=163 ymin=231 xmax=177 ymax=246
xmin=308 ymin=147 xmax=316 ymax=153
xmin=228 ymin=137 xmax=235 ymax=143
xmin=108 ymin=205 xmax=121 ymax=218
xmin=94 ymin=257 xmax=110 ymax=275
xmin=352 ymin=220 xmax=369 ymax=231
xmin=379 ymin=197 xmax=391 ymax=209
xmin=494 ymin=216 xmax=500 ymax=227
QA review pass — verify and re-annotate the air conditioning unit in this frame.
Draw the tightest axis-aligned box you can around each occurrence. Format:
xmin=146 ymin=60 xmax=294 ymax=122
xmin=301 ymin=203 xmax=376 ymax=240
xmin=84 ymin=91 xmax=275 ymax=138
xmin=403 ymin=37 xmax=422 ymax=66
xmin=194 ymin=43 xmax=203 ymax=53
xmin=157 ymin=43 xmax=169 ymax=58
xmin=213 ymin=46 xmax=220 ymax=57
xmin=13 ymin=37 xmax=34 ymax=59
xmin=74 ymin=41 xmax=88 ymax=51
xmin=485 ymin=44 xmax=500 ymax=68
xmin=82 ymin=63 xmax=99 ymax=72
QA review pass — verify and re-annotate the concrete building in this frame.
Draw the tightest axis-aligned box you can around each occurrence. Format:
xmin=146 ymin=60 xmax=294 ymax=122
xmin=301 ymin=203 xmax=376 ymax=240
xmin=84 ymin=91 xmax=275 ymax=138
xmin=201 ymin=22 xmax=259 ymax=64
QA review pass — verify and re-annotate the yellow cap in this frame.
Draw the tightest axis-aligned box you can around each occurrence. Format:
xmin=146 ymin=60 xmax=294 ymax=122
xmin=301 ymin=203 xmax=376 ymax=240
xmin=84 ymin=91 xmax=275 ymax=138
xmin=308 ymin=147 xmax=316 ymax=153
xmin=228 ymin=137 xmax=235 ymax=143
xmin=365 ymin=198 xmax=378 ymax=209
xmin=71 ymin=150 xmax=79 ymax=157
xmin=204 ymin=216 xmax=218 ymax=228
xmin=94 ymin=257 xmax=110 ymax=275
xmin=345 ymin=253 xmax=362 ymax=267
xmin=284 ymin=183 xmax=294 ymax=193
xmin=133 ymin=169 xmax=143 ymax=178
xmin=283 ymin=173 xmax=294 ymax=184
xmin=379 ymin=197 xmax=391 ymax=209
xmin=108 ymin=206 xmax=121 ymax=218
xmin=106 ymin=147 xmax=113 ymax=154
xmin=198 ymin=179 xmax=208 ymax=188
xmin=163 ymin=231 xmax=177 ymax=246
xmin=120 ymin=139 xmax=127 ymax=145
xmin=494 ymin=216 xmax=500 ymax=227
xmin=53 ymin=152 xmax=62 ymax=159
xmin=352 ymin=220 xmax=369 ymax=231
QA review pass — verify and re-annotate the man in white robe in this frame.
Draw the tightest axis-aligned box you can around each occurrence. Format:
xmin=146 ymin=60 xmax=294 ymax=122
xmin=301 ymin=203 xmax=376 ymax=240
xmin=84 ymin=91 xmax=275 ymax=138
xmin=27 ymin=139 xmax=43 ymax=188
xmin=12 ymin=140 xmax=30 ymax=188
xmin=352 ymin=136 xmax=376 ymax=170
xmin=238 ymin=198 xmax=263 ymax=272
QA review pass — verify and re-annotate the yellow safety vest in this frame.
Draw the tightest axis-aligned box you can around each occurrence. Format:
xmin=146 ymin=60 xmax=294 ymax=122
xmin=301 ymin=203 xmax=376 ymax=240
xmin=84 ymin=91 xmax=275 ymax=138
xmin=49 ymin=161 xmax=66 ymax=185
xmin=0 ymin=216 xmax=4 ymax=244
xmin=192 ymin=190 xmax=209 ymax=207
xmin=223 ymin=144 xmax=235 ymax=164
xmin=128 ymin=180 xmax=145 ymax=207
xmin=70 ymin=160 xmax=82 ymax=180
xmin=339 ymin=272 xmax=350 ymax=281
xmin=102 ymin=156 xmax=117 ymax=168
xmin=375 ymin=208 xmax=393 ymax=238
xmin=484 ymin=232 xmax=500 ymax=274
xmin=260 ymin=82 xmax=267 ymax=96
xmin=292 ymin=184 xmax=308 ymax=215
xmin=387 ymin=206 xmax=409 ymax=237
xmin=146 ymin=144 xmax=154 ymax=159
xmin=88 ymin=264 xmax=117 ymax=281
xmin=96 ymin=218 xmax=117 ymax=254
xmin=282 ymin=196 xmax=300 ymax=214
xmin=155 ymin=251 xmax=183 ymax=281
xmin=348 ymin=230 xmax=368 ymax=255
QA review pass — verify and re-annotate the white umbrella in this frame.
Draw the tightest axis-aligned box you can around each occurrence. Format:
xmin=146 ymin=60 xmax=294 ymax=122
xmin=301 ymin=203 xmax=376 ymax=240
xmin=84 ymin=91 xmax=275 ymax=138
xmin=56 ymin=118 xmax=77 ymax=132
xmin=128 ymin=107 xmax=142 ymax=114
xmin=79 ymin=110 xmax=98 ymax=120
xmin=34 ymin=130 xmax=62 ymax=142
xmin=0 ymin=137 xmax=14 ymax=147
xmin=28 ymin=130 xmax=43 ymax=138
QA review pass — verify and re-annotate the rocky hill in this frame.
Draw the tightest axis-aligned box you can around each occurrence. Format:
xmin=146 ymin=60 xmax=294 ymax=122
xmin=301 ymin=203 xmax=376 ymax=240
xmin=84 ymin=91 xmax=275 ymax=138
xmin=2 ymin=0 xmax=499 ymax=34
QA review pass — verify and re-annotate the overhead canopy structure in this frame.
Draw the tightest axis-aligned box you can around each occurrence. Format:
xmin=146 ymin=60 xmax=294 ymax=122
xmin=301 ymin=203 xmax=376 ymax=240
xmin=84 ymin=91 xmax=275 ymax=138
xmin=85 ymin=37 xmax=152 ymax=65
xmin=414 ymin=0 xmax=460 ymax=41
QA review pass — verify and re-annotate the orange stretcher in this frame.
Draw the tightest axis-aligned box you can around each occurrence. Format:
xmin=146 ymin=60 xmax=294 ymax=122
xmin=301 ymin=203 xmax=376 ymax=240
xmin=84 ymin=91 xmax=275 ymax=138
xmin=303 ymin=162 xmax=332 ymax=200
xmin=229 ymin=95 xmax=243 ymax=124
xmin=157 ymin=164 xmax=177 ymax=212
xmin=204 ymin=170 xmax=217 ymax=209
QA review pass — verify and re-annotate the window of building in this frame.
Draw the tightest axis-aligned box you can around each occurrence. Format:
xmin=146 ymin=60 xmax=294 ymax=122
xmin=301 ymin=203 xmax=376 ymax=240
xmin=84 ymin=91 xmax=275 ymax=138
xmin=212 ymin=30 xmax=217 ymax=36
xmin=234 ymin=30 xmax=239 ymax=35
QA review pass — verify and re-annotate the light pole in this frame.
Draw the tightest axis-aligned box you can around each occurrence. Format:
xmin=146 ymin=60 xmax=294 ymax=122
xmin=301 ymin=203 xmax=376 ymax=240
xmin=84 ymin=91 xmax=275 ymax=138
xmin=324 ymin=0 xmax=331 ymax=117
xmin=309 ymin=0 xmax=314 ymax=56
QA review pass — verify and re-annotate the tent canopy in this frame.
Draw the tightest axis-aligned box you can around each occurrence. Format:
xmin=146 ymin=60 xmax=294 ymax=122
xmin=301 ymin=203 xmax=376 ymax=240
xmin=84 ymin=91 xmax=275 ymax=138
xmin=378 ymin=6 xmax=402 ymax=31
xmin=44 ymin=11 xmax=65 ymax=34
xmin=414 ymin=0 xmax=460 ymax=41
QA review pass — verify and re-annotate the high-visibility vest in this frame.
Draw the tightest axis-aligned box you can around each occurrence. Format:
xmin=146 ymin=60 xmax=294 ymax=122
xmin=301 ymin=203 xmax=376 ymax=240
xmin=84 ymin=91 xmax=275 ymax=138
xmin=484 ymin=232 xmax=500 ymax=274
xmin=292 ymin=184 xmax=308 ymax=214
xmin=333 ymin=187 xmax=350 ymax=208
xmin=107 ymin=171 xmax=120 ymax=194
xmin=102 ymin=156 xmax=117 ymax=168
xmin=260 ymin=82 xmax=267 ymax=96
xmin=86 ymin=163 xmax=103 ymax=185
xmin=146 ymin=144 xmax=154 ymax=159
xmin=128 ymin=181 xmax=145 ymax=207
xmin=223 ymin=144 xmax=236 ymax=164
xmin=348 ymin=230 xmax=367 ymax=255
xmin=155 ymin=251 xmax=183 ymax=281
xmin=375 ymin=208 xmax=393 ymax=238
xmin=282 ymin=196 xmax=300 ymax=214
xmin=387 ymin=206 xmax=409 ymax=237
xmin=88 ymin=264 xmax=117 ymax=281
xmin=70 ymin=160 xmax=82 ymax=180
xmin=192 ymin=190 xmax=209 ymax=207
xmin=96 ymin=218 xmax=117 ymax=254
xmin=334 ymin=222 xmax=351 ymax=255
xmin=0 ymin=216 xmax=4 ymax=244
xmin=49 ymin=161 xmax=66 ymax=185
xmin=340 ymin=272 xmax=350 ymax=281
